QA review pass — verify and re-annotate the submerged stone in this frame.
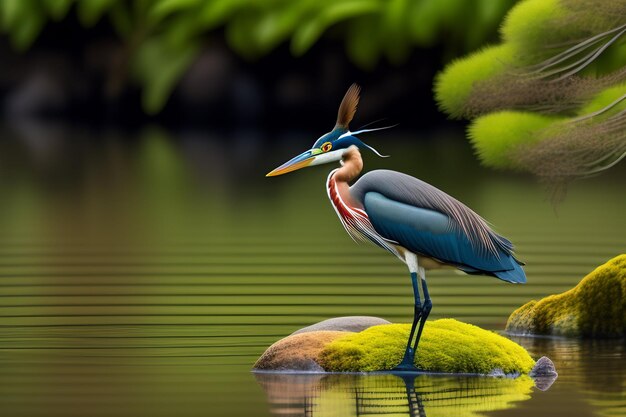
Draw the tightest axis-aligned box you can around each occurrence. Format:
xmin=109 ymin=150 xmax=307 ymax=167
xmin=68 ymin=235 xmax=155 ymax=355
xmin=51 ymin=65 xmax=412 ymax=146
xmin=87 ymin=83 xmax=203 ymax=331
xmin=506 ymin=255 xmax=626 ymax=338
xmin=291 ymin=316 xmax=390 ymax=335
xmin=319 ymin=319 xmax=535 ymax=375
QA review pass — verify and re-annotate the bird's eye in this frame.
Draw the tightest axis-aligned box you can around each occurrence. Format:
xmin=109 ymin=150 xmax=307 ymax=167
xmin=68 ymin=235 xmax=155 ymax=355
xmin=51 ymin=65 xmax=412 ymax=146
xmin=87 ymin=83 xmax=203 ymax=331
xmin=321 ymin=142 xmax=332 ymax=152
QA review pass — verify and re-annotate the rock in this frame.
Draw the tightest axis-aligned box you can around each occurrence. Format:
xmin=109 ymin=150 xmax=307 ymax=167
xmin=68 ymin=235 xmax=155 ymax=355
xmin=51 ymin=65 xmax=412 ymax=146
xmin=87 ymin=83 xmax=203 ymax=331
xmin=319 ymin=319 xmax=536 ymax=375
xmin=487 ymin=368 xmax=506 ymax=377
xmin=253 ymin=331 xmax=347 ymax=372
xmin=529 ymin=356 xmax=558 ymax=378
xmin=292 ymin=316 xmax=391 ymax=335
xmin=530 ymin=356 xmax=558 ymax=391
xmin=506 ymin=255 xmax=626 ymax=338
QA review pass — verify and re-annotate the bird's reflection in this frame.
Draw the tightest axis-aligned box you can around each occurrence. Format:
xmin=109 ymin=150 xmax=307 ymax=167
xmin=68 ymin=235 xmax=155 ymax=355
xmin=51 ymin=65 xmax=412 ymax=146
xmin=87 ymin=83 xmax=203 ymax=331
xmin=255 ymin=372 xmax=539 ymax=417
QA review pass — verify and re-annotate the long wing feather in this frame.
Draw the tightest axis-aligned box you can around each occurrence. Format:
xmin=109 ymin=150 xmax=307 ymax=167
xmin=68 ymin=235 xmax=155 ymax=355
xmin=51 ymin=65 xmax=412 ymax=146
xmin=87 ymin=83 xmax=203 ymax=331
xmin=351 ymin=170 xmax=516 ymax=258
xmin=363 ymin=192 xmax=526 ymax=283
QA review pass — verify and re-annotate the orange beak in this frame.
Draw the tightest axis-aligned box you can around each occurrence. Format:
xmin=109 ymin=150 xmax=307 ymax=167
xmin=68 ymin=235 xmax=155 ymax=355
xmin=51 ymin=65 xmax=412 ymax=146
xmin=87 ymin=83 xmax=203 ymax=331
xmin=266 ymin=150 xmax=315 ymax=177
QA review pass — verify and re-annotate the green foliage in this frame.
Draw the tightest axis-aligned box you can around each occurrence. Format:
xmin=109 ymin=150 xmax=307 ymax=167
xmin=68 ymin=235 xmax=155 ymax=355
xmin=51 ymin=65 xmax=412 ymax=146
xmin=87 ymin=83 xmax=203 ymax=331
xmin=77 ymin=0 xmax=118 ymax=27
xmin=132 ymin=36 xmax=200 ymax=115
xmin=290 ymin=0 xmax=381 ymax=58
xmin=506 ymin=255 xmax=626 ymax=338
xmin=319 ymin=319 xmax=535 ymax=374
xmin=502 ymin=0 xmax=624 ymax=54
xmin=468 ymin=112 xmax=559 ymax=169
xmin=579 ymin=82 xmax=626 ymax=114
xmin=500 ymin=0 xmax=565 ymax=47
xmin=0 ymin=0 xmax=47 ymax=51
xmin=434 ymin=0 xmax=626 ymax=184
xmin=468 ymin=84 xmax=626 ymax=178
xmin=434 ymin=44 xmax=517 ymax=119
xmin=0 ymin=0 xmax=516 ymax=113
xmin=43 ymin=0 xmax=73 ymax=21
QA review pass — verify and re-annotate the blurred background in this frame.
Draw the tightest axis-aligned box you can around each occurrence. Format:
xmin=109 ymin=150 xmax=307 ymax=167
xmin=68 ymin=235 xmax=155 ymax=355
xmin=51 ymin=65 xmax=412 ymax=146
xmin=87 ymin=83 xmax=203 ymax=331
xmin=0 ymin=2 xmax=624 ymax=417
xmin=0 ymin=0 xmax=518 ymax=127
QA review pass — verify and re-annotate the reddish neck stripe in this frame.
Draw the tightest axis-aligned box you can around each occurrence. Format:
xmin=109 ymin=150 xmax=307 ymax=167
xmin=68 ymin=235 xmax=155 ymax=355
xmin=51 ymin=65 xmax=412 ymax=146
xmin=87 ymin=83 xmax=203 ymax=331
xmin=326 ymin=170 xmax=400 ymax=257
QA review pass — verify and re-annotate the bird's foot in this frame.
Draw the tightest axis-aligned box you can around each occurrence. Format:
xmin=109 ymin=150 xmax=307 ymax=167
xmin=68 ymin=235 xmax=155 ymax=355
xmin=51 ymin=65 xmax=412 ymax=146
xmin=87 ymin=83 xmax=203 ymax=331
xmin=392 ymin=363 xmax=421 ymax=373
xmin=392 ymin=348 xmax=421 ymax=373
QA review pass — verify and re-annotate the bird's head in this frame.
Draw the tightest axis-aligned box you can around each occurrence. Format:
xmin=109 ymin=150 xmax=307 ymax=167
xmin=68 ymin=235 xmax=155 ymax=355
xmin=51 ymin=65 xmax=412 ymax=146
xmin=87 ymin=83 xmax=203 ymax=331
xmin=266 ymin=83 xmax=391 ymax=177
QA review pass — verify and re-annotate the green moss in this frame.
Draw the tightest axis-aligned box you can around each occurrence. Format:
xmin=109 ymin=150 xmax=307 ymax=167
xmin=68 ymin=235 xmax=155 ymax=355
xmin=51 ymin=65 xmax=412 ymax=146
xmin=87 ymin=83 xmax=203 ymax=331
xmin=467 ymin=111 xmax=561 ymax=169
xmin=319 ymin=319 xmax=535 ymax=374
xmin=434 ymin=44 xmax=516 ymax=119
xmin=506 ymin=301 xmax=537 ymax=333
xmin=507 ymin=255 xmax=626 ymax=338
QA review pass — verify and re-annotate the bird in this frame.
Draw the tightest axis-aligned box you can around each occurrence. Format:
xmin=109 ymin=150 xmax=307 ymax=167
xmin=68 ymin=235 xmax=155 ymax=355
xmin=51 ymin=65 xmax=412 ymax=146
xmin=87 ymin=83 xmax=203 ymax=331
xmin=266 ymin=84 xmax=526 ymax=372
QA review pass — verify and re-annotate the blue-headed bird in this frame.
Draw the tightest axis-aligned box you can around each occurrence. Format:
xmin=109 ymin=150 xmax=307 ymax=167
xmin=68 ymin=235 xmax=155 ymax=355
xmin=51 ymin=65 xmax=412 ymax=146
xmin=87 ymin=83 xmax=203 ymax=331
xmin=267 ymin=84 xmax=526 ymax=372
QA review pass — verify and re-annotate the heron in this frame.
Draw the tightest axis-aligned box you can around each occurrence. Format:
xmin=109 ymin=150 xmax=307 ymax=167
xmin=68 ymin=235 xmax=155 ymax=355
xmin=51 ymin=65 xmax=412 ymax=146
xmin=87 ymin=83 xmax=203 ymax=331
xmin=266 ymin=84 xmax=526 ymax=372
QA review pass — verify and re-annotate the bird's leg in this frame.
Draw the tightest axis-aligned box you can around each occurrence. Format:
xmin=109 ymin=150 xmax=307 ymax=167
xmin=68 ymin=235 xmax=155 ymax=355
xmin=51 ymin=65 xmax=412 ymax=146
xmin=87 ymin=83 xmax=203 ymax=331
xmin=412 ymin=266 xmax=432 ymax=353
xmin=394 ymin=255 xmax=422 ymax=372
xmin=395 ymin=272 xmax=422 ymax=370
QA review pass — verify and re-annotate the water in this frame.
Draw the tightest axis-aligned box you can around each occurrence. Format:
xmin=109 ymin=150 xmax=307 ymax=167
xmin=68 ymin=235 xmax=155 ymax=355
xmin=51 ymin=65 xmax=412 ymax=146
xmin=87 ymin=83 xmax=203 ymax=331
xmin=0 ymin=125 xmax=624 ymax=417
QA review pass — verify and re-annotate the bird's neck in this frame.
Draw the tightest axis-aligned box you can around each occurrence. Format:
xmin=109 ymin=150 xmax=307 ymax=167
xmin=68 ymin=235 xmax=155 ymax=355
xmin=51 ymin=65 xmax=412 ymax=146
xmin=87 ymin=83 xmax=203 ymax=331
xmin=329 ymin=146 xmax=363 ymax=209
xmin=334 ymin=146 xmax=363 ymax=183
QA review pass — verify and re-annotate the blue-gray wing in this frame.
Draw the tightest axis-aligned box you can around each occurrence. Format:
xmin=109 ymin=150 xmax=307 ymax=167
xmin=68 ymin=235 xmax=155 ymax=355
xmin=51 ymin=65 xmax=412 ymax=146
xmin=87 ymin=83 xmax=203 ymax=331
xmin=363 ymin=192 xmax=526 ymax=283
xmin=351 ymin=170 xmax=516 ymax=257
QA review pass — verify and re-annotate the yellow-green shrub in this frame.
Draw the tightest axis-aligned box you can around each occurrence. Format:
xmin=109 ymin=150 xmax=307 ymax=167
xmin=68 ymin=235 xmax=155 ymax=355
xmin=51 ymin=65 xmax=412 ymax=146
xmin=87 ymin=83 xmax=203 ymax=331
xmin=434 ymin=44 xmax=517 ymax=119
xmin=578 ymin=83 xmax=626 ymax=115
xmin=319 ymin=319 xmax=535 ymax=374
xmin=467 ymin=111 xmax=560 ymax=169
xmin=500 ymin=0 xmax=565 ymax=47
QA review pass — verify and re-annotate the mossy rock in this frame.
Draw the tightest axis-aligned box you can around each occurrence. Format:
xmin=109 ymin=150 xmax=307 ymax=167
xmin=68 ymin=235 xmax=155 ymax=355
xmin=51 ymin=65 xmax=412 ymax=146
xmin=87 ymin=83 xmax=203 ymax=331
xmin=506 ymin=255 xmax=626 ymax=338
xmin=319 ymin=319 xmax=535 ymax=375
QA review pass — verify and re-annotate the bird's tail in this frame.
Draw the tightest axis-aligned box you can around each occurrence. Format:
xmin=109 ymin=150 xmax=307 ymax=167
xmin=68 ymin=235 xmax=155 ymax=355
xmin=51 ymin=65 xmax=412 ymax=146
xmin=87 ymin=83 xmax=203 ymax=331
xmin=494 ymin=261 xmax=527 ymax=283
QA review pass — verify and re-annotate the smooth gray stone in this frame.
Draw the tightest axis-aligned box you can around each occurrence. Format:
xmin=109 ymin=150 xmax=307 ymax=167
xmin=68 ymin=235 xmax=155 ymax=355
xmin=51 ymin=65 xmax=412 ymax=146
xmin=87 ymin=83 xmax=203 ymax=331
xmin=530 ymin=356 xmax=558 ymax=390
xmin=291 ymin=316 xmax=391 ymax=335
xmin=530 ymin=356 xmax=558 ymax=377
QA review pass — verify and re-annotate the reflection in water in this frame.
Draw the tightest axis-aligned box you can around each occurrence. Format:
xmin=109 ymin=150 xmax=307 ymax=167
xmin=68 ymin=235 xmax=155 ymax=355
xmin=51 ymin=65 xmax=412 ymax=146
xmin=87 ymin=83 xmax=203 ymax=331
xmin=255 ymin=373 xmax=535 ymax=417
xmin=516 ymin=337 xmax=626 ymax=417
xmin=532 ymin=374 xmax=557 ymax=392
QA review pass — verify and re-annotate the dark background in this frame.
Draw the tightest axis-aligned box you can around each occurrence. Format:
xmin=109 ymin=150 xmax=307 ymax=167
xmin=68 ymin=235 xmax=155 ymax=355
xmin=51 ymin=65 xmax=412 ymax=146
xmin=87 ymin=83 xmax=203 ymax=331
xmin=0 ymin=13 xmax=480 ymax=132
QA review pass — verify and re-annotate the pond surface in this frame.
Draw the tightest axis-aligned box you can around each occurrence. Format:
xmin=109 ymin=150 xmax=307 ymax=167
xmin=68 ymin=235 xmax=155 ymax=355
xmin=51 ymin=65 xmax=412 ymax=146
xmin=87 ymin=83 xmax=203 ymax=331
xmin=0 ymin=124 xmax=624 ymax=417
